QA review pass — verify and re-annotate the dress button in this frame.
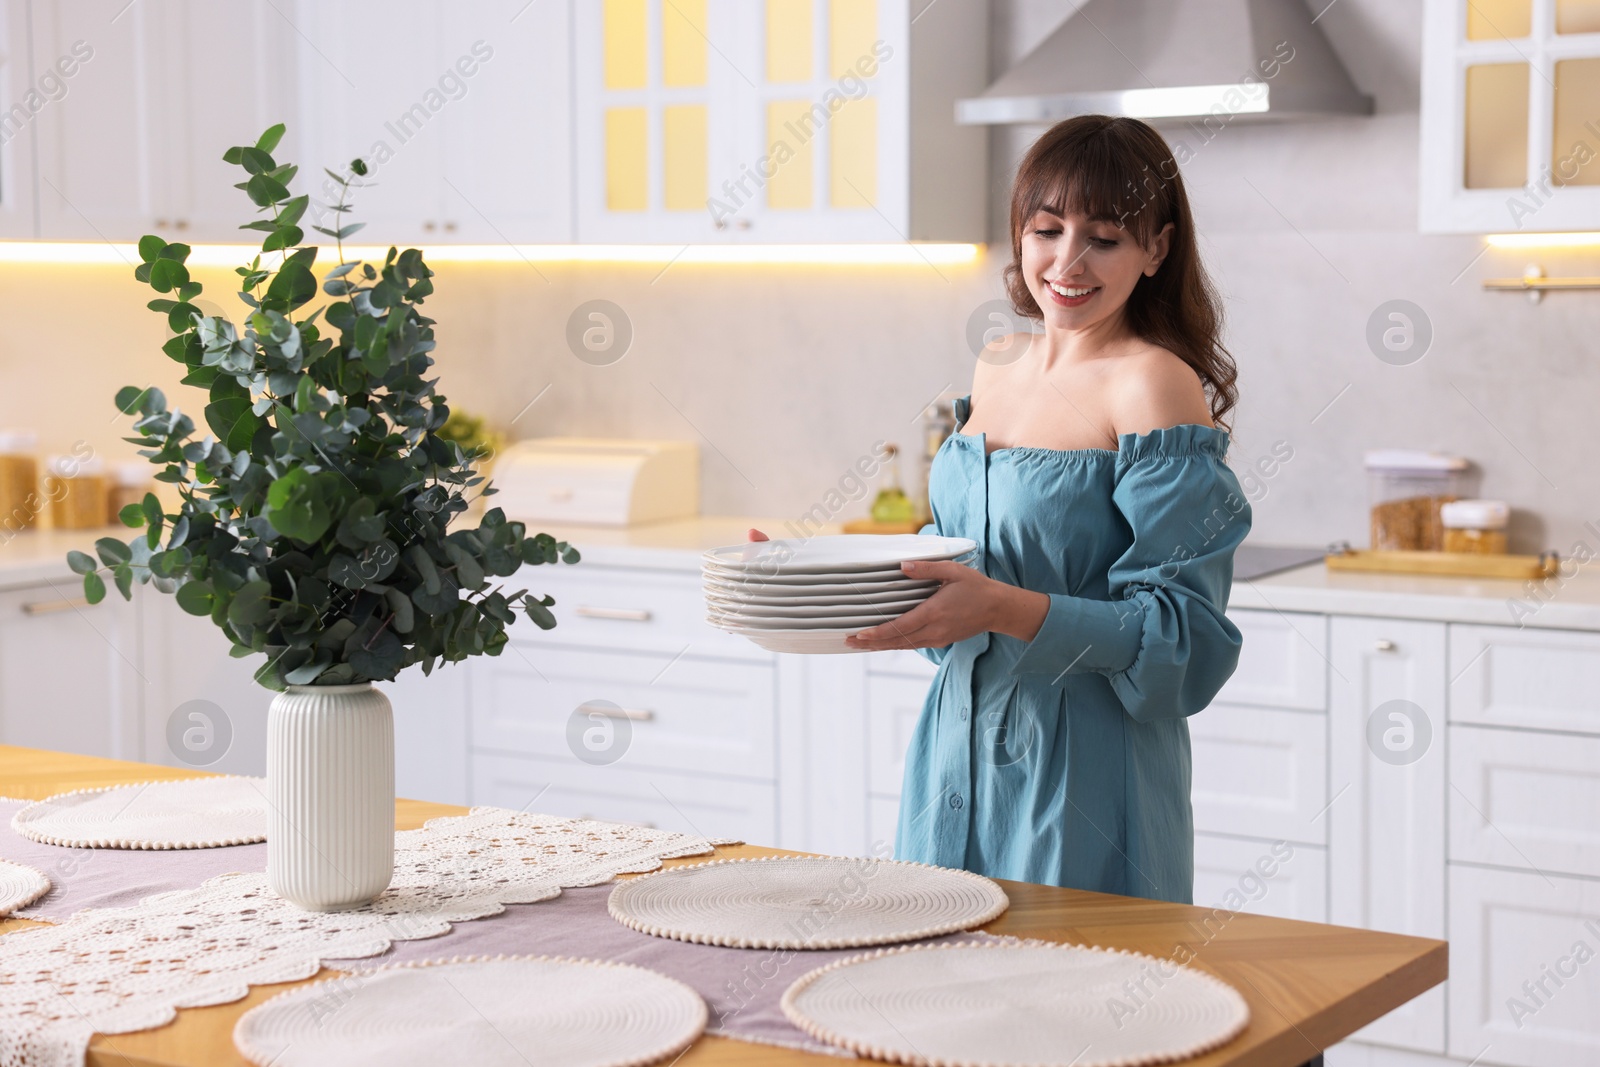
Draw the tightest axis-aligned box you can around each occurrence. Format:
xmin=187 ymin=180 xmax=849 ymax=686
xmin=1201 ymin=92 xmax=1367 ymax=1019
xmin=949 ymin=793 xmax=963 ymax=810
xmin=959 ymin=705 xmax=968 ymax=721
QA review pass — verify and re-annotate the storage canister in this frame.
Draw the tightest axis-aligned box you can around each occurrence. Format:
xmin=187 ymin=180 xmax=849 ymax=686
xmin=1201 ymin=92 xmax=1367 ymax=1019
xmin=1364 ymin=449 xmax=1476 ymax=551
xmin=1440 ymin=499 xmax=1509 ymax=554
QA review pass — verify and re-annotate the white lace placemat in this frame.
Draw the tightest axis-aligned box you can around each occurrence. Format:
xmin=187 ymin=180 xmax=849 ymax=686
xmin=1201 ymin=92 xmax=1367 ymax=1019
xmin=234 ymin=954 xmax=708 ymax=1067
xmin=0 ymin=806 xmax=739 ymax=1067
xmin=0 ymin=859 xmax=50 ymax=916
xmin=607 ymin=855 xmax=1008 ymax=949
xmin=782 ymin=939 xmax=1251 ymax=1067
xmin=11 ymin=776 xmax=269 ymax=849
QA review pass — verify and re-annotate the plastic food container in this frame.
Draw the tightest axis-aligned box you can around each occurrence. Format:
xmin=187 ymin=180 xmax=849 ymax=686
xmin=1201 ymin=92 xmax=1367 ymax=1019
xmin=110 ymin=460 xmax=152 ymax=520
xmin=1364 ymin=450 xmax=1476 ymax=551
xmin=0 ymin=430 xmax=39 ymax=534
xmin=44 ymin=454 xmax=109 ymax=530
xmin=1441 ymin=499 xmax=1509 ymax=554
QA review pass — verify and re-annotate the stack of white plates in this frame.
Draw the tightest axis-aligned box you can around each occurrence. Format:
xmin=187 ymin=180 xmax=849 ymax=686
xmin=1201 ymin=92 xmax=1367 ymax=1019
xmin=703 ymin=535 xmax=977 ymax=654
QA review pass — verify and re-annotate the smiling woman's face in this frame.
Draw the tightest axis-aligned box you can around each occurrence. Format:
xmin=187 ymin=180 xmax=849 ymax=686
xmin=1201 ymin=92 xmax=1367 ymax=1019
xmin=1020 ymin=209 xmax=1173 ymax=332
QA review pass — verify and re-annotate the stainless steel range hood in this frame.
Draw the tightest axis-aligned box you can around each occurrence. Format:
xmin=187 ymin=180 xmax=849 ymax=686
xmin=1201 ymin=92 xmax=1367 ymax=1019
xmin=957 ymin=0 xmax=1372 ymax=126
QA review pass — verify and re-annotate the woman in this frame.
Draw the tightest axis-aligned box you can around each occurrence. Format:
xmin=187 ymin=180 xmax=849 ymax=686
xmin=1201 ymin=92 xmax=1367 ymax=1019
xmin=758 ymin=115 xmax=1249 ymax=904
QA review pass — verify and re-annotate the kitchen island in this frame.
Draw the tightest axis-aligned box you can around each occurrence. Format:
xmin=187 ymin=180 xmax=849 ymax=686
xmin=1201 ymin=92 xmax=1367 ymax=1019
xmin=0 ymin=745 xmax=1444 ymax=1067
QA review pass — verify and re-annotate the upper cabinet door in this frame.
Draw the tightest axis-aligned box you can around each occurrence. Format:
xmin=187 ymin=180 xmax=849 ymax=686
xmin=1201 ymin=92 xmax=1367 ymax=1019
xmin=30 ymin=0 xmax=160 ymax=241
xmin=574 ymin=0 xmax=739 ymax=243
xmin=142 ymin=0 xmax=302 ymax=244
xmin=1420 ymin=0 xmax=1600 ymax=232
xmin=574 ymin=0 xmax=985 ymax=244
xmin=291 ymin=0 xmax=450 ymax=248
xmin=0 ymin=0 xmax=38 ymax=238
xmin=440 ymin=0 xmax=573 ymax=244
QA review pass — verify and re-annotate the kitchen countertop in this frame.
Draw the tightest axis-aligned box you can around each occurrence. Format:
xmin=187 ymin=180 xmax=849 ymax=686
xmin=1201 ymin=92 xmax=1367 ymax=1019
xmin=7 ymin=520 xmax=1598 ymax=632
xmin=0 ymin=744 xmax=1445 ymax=1067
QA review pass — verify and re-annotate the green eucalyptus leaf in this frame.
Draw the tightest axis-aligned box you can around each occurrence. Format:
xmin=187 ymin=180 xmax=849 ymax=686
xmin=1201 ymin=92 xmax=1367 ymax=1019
xmin=83 ymin=571 xmax=106 ymax=605
xmin=95 ymin=537 xmax=132 ymax=566
xmin=66 ymin=550 xmax=96 ymax=575
xmin=137 ymin=235 xmax=165 ymax=262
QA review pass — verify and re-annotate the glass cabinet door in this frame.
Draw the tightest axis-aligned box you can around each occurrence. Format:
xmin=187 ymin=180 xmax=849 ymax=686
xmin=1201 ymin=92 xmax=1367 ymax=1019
xmin=1421 ymin=0 xmax=1600 ymax=231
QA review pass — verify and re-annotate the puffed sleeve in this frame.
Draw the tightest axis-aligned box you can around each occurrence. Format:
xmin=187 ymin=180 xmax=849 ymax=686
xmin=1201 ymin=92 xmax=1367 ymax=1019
xmin=1009 ymin=425 xmax=1250 ymax=723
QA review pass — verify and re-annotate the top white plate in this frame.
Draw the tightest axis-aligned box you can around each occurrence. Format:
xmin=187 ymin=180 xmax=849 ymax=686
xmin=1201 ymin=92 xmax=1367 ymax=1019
xmin=703 ymin=535 xmax=977 ymax=575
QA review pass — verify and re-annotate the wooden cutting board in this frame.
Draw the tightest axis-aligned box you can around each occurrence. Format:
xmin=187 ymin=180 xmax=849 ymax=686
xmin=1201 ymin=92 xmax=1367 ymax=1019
xmin=1325 ymin=548 xmax=1559 ymax=580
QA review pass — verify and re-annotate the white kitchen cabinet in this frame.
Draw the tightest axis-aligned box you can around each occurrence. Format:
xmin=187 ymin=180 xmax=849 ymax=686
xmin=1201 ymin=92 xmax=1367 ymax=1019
xmin=1448 ymin=623 xmax=1600 ymax=735
xmin=573 ymin=0 xmax=986 ymax=243
xmin=0 ymin=0 xmax=38 ymax=237
xmin=1192 ymin=834 xmax=1328 ymax=924
xmin=1449 ymin=724 xmax=1600 ymax=880
xmin=1420 ymin=0 xmax=1600 ymax=232
xmin=1212 ymin=608 xmax=1327 ymax=711
xmin=471 ymin=750 xmax=777 ymax=843
xmin=1447 ymin=865 xmax=1600 ymax=1067
xmin=1329 ymin=616 xmax=1449 ymax=1054
xmin=0 ymin=578 xmax=139 ymax=760
xmin=1190 ymin=702 xmax=1327 ymax=846
xmin=293 ymin=0 xmax=572 ymax=246
xmin=30 ymin=0 xmax=298 ymax=243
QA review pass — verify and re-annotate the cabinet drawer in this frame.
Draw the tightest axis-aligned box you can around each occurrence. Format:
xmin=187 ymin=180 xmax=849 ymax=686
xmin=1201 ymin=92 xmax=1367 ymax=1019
xmin=472 ymin=648 xmax=775 ymax=782
xmin=1214 ymin=609 xmax=1327 ymax=710
xmin=1447 ymin=865 xmax=1600 ymax=1067
xmin=1450 ymin=624 xmax=1600 ymax=735
xmin=513 ymin=565 xmax=771 ymax=662
xmin=1193 ymin=834 xmax=1327 ymax=923
xmin=470 ymin=753 xmax=776 ymax=845
xmin=866 ymin=674 xmax=933 ymax=797
xmin=1191 ymin=703 xmax=1328 ymax=845
xmin=1449 ymin=725 xmax=1600 ymax=879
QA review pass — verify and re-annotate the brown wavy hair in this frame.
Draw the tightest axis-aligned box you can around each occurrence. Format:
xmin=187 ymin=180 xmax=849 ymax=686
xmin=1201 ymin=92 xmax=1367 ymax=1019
xmin=1003 ymin=115 xmax=1238 ymax=431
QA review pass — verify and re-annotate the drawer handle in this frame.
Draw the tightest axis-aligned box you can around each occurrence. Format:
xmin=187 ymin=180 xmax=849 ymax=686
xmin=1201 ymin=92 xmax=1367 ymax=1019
xmin=576 ymin=606 xmax=653 ymax=622
xmin=22 ymin=597 xmax=91 ymax=616
xmin=577 ymin=701 xmax=655 ymax=722
xmin=1373 ymin=639 xmax=1396 ymax=652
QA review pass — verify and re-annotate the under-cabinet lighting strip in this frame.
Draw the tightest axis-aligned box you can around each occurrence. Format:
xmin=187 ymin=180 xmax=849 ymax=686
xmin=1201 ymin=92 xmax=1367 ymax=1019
xmin=0 ymin=242 xmax=984 ymax=267
xmin=1484 ymin=232 xmax=1600 ymax=249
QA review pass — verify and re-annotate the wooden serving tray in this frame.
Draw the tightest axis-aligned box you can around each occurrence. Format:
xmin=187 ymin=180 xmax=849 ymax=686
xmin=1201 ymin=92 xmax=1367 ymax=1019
xmin=840 ymin=518 xmax=926 ymax=535
xmin=1325 ymin=548 xmax=1559 ymax=580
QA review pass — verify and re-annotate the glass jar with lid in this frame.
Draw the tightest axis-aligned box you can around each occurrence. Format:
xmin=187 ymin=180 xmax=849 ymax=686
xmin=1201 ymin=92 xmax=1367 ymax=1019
xmin=44 ymin=454 xmax=110 ymax=530
xmin=0 ymin=430 xmax=39 ymax=534
xmin=1364 ymin=449 xmax=1476 ymax=551
xmin=1440 ymin=499 xmax=1509 ymax=554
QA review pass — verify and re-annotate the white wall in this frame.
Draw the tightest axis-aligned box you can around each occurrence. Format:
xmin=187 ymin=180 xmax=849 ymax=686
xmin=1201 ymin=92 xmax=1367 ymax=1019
xmin=0 ymin=0 xmax=1594 ymax=557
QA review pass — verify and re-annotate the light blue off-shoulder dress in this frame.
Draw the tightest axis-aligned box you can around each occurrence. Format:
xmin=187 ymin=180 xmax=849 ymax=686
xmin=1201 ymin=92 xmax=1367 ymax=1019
xmin=897 ymin=394 xmax=1251 ymax=904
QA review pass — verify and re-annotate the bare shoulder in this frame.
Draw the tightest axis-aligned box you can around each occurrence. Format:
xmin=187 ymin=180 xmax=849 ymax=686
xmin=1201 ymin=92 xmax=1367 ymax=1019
xmin=1107 ymin=345 xmax=1213 ymax=436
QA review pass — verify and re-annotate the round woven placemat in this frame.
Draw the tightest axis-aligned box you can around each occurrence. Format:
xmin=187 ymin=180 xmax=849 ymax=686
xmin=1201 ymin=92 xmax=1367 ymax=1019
xmin=0 ymin=858 xmax=50 ymax=915
xmin=607 ymin=855 xmax=1009 ymax=950
xmin=11 ymin=776 xmax=268 ymax=849
xmin=781 ymin=939 xmax=1251 ymax=1067
xmin=234 ymin=954 xmax=708 ymax=1067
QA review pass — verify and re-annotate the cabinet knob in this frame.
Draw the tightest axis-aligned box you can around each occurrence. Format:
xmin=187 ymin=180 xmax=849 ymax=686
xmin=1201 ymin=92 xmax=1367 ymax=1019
xmin=22 ymin=597 xmax=91 ymax=616
xmin=155 ymin=218 xmax=170 ymax=228
xmin=575 ymin=605 xmax=653 ymax=622
xmin=736 ymin=218 xmax=752 ymax=230
xmin=714 ymin=218 xmax=728 ymax=230
xmin=174 ymin=218 xmax=189 ymax=231
xmin=444 ymin=220 xmax=457 ymax=232
xmin=423 ymin=220 xmax=437 ymax=232
xmin=1374 ymin=638 xmax=1396 ymax=652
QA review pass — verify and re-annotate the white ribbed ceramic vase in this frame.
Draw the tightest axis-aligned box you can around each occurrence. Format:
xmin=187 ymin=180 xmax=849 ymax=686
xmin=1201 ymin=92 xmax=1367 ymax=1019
xmin=267 ymin=683 xmax=394 ymax=912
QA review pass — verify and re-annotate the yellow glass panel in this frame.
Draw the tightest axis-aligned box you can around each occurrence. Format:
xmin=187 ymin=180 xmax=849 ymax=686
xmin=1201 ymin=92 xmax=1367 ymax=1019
xmin=1463 ymin=63 xmax=1529 ymax=189
xmin=663 ymin=0 xmax=708 ymax=87
xmin=663 ymin=105 xmax=708 ymax=210
xmin=829 ymin=0 xmax=876 ymax=78
xmin=767 ymin=100 xmax=815 ymax=209
xmin=766 ymin=0 xmax=813 ymax=82
xmin=1557 ymin=0 xmax=1600 ymax=33
xmin=1554 ymin=59 xmax=1600 ymax=185
xmin=1466 ymin=0 xmax=1532 ymax=39
xmin=605 ymin=107 xmax=649 ymax=211
xmin=831 ymin=97 xmax=876 ymax=207
xmin=604 ymin=0 xmax=648 ymax=89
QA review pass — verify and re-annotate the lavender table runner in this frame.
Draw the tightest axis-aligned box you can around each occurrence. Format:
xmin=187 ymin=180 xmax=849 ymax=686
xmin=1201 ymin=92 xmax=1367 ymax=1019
xmin=0 ymin=798 xmax=1007 ymax=1055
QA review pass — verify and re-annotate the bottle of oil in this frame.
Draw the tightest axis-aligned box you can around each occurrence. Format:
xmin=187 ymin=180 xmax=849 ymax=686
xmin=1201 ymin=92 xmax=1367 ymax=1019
xmin=871 ymin=444 xmax=916 ymax=524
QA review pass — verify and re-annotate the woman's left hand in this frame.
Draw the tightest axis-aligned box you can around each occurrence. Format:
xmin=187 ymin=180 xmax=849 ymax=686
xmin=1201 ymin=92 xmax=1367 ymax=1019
xmin=843 ymin=560 xmax=1050 ymax=651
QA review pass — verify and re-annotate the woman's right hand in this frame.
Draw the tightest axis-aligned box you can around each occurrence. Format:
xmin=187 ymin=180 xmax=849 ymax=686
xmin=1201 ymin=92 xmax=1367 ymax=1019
xmin=747 ymin=528 xmax=769 ymax=542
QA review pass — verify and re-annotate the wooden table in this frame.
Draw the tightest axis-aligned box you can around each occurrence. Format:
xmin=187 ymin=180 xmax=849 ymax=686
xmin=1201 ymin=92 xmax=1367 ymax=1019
xmin=0 ymin=747 xmax=1446 ymax=1067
